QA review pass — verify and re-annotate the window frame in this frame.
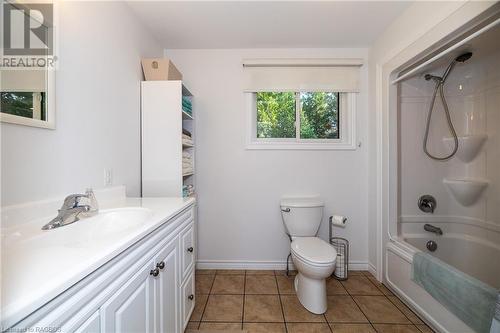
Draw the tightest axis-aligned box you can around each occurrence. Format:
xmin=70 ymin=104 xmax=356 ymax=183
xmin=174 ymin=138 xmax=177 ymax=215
xmin=246 ymin=91 xmax=356 ymax=150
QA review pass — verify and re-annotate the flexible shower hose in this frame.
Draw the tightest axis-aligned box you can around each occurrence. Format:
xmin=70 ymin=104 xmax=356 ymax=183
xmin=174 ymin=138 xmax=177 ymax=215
xmin=423 ymin=81 xmax=459 ymax=161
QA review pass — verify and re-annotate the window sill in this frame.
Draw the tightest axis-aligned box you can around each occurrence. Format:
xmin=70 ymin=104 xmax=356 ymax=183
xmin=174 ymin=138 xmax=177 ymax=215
xmin=245 ymin=141 xmax=357 ymax=150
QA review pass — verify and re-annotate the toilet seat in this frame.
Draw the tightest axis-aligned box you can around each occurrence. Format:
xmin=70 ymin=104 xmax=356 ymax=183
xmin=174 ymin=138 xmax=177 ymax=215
xmin=291 ymin=237 xmax=337 ymax=266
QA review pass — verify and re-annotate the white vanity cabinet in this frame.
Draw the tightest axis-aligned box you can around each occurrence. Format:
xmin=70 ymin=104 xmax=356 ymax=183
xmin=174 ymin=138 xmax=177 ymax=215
xmin=9 ymin=203 xmax=196 ymax=333
xmin=101 ymin=257 xmax=156 ymax=332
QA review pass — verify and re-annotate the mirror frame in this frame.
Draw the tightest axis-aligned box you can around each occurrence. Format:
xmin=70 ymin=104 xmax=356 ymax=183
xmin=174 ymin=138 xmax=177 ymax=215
xmin=0 ymin=1 xmax=58 ymax=130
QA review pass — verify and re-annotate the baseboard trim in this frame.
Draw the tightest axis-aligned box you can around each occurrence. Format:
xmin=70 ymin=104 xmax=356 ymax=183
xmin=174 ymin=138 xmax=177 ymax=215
xmin=368 ymin=262 xmax=377 ymax=279
xmin=196 ymin=260 xmax=370 ymax=271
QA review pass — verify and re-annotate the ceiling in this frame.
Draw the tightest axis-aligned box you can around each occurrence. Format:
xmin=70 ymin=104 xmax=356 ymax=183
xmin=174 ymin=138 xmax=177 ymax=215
xmin=127 ymin=1 xmax=412 ymax=49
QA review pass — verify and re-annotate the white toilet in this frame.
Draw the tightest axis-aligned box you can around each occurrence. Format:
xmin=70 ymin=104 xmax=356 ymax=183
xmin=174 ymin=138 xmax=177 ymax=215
xmin=280 ymin=197 xmax=337 ymax=314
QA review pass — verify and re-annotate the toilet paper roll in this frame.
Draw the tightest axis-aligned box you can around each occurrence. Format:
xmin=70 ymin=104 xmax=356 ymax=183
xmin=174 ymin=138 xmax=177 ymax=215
xmin=331 ymin=215 xmax=347 ymax=227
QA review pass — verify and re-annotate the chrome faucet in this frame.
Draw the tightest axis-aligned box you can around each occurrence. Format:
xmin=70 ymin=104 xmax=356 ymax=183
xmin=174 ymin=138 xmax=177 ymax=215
xmin=42 ymin=189 xmax=99 ymax=230
xmin=423 ymin=224 xmax=443 ymax=235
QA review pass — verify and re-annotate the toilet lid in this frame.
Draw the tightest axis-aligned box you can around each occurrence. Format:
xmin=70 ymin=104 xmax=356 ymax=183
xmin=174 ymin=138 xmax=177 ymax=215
xmin=291 ymin=237 xmax=337 ymax=264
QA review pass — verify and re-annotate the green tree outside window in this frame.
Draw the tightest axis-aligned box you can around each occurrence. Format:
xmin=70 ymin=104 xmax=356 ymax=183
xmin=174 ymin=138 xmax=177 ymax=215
xmin=256 ymin=91 xmax=339 ymax=139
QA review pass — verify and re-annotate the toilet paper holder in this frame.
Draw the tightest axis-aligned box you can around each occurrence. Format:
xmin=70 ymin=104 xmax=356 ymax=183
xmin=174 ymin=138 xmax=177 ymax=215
xmin=329 ymin=215 xmax=349 ymax=281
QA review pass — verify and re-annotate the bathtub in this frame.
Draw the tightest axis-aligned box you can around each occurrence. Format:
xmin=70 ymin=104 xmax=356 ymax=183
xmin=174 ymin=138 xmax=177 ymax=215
xmin=385 ymin=230 xmax=500 ymax=333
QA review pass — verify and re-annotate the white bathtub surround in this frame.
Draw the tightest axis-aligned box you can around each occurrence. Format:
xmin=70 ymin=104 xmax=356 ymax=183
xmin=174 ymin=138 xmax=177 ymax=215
xmin=384 ymin=8 xmax=500 ymax=333
xmin=1 ymin=186 xmax=195 ymax=329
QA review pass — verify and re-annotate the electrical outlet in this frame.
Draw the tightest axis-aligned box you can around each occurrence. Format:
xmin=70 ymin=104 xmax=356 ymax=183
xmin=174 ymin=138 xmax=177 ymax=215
xmin=104 ymin=168 xmax=113 ymax=186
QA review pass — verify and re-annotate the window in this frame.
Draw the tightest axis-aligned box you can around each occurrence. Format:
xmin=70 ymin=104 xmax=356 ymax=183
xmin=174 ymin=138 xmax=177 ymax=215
xmin=248 ymin=91 xmax=355 ymax=150
xmin=1 ymin=92 xmax=47 ymax=120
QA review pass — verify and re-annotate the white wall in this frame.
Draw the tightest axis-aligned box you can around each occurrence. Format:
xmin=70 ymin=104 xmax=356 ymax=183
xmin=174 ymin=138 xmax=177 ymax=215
xmin=1 ymin=2 xmax=163 ymax=206
xmin=165 ymin=48 xmax=370 ymax=269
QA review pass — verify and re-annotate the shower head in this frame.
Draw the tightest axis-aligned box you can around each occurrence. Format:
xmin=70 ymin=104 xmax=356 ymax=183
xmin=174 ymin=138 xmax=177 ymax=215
xmin=424 ymin=74 xmax=441 ymax=82
xmin=455 ymin=52 xmax=473 ymax=63
xmin=441 ymin=52 xmax=473 ymax=83
xmin=424 ymin=52 xmax=473 ymax=83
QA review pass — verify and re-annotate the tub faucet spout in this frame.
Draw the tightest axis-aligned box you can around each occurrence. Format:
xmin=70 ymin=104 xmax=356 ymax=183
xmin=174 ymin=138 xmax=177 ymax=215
xmin=424 ymin=224 xmax=443 ymax=235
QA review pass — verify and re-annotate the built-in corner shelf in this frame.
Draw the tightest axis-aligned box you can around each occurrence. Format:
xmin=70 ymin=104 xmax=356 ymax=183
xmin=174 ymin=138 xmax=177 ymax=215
xmin=443 ymin=178 xmax=489 ymax=206
xmin=442 ymin=134 xmax=487 ymax=163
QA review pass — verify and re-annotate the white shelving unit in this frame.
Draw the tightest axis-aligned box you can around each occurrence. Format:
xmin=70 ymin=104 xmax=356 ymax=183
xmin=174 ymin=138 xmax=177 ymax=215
xmin=141 ymin=80 xmax=195 ymax=197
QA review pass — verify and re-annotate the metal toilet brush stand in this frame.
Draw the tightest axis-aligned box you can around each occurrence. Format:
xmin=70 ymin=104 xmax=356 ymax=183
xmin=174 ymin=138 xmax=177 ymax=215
xmin=329 ymin=216 xmax=349 ymax=280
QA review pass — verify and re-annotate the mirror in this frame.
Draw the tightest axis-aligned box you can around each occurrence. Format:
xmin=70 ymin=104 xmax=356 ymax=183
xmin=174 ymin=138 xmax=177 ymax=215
xmin=0 ymin=2 xmax=55 ymax=129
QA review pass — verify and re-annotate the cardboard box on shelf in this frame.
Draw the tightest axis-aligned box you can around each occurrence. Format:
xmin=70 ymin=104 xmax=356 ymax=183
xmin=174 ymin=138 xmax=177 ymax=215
xmin=141 ymin=58 xmax=183 ymax=81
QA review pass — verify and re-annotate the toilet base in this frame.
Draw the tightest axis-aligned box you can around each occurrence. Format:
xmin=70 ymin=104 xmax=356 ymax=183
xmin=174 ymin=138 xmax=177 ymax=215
xmin=294 ymin=272 xmax=327 ymax=314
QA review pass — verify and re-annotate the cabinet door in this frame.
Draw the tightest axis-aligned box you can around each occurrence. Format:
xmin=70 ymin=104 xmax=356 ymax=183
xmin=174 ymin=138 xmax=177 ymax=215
xmin=154 ymin=237 xmax=179 ymax=333
xmin=180 ymin=224 xmax=195 ymax=279
xmin=181 ymin=270 xmax=195 ymax=330
xmin=73 ymin=311 xmax=100 ymax=333
xmin=101 ymin=259 xmax=155 ymax=333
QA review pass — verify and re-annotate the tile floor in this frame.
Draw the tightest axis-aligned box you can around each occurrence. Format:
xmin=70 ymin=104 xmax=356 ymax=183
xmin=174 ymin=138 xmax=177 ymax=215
xmin=186 ymin=270 xmax=434 ymax=333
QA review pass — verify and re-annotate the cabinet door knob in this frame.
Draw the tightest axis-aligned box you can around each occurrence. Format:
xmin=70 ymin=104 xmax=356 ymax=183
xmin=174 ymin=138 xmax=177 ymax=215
xmin=150 ymin=268 xmax=160 ymax=277
xmin=156 ymin=261 xmax=165 ymax=269
xmin=187 ymin=247 xmax=194 ymax=253
xmin=188 ymin=294 xmax=194 ymax=300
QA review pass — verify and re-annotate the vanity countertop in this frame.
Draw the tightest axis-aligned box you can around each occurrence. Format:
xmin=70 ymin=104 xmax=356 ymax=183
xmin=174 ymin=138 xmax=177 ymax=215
xmin=0 ymin=188 xmax=195 ymax=329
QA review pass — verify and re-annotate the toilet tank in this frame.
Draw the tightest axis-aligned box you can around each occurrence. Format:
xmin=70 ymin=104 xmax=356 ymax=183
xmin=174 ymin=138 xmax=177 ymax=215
xmin=280 ymin=197 xmax=324 ymax=237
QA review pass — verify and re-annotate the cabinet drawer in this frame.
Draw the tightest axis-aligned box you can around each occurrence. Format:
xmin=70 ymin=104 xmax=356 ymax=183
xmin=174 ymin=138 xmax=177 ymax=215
xmin=180 ymin=223 xmax=195 ymax=279
xmin=181 ymin=270 xmax=195 ymax=330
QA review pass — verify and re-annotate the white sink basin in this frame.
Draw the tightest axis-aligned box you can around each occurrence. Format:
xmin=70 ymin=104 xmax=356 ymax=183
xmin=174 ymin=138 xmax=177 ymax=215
xmin=3 ymin=208 xmax=153 ymax=248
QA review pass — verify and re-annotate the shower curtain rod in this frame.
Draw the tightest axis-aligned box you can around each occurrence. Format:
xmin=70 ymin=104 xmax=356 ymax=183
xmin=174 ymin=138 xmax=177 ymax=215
xmin=391 ymin=17 xmax=500 ymax=85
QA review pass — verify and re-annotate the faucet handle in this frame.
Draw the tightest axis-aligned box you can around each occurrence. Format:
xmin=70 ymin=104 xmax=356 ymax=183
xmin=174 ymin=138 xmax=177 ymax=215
xmin=61 ymin=194 xmax=84 ymax=209
xmin=85 ymin=188 xmax=99 ymax=212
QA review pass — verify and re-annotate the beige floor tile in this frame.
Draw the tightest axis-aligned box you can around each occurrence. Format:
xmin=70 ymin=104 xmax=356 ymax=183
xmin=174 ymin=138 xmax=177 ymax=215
xmin=196 ymin=269 xmax=216 ymax=275
xmin=185 ymin=321 xmax=200 ymax=330
xmin=349 ymin=271 xmax=367 ymax=276
xmin=196 ymin=274 xmax=215 ymax=295
xmin=276 ymin=275 xmax=296 ymax=294
xmin=198 ymin=322 xmax=243 ymax=330
xmin=287 ymin=323 xmax=331 ymax=333
xmin=275 ymin=270 xmax=298 ymax=276
xmin=244 ymin=295 xmax=284 ymax=322
xmin=246 ymin=275 xmax=278 ymax=294
xmin=327 ymin=278 xmax=349 ymax=295
xmin=415 ymin=325 xmax=434 ymax=333
xmin=190 ymin=294 xmax=208 ymax=321
xmin=202 ymin=295 xmax=244 ymax=322
xmin=243 ymin=323 xmax=286 ymax=333
xmin=372 ymin=324 xmax=420 ymax=333
xmin=387 ymin=296 xmax=423 ymax=325
xmin=217 ymin=269 xmax=246 ymax=275
xmin=211 ymin=275 xmax=245 ymax=294
xmin=246 ymin=270 xmax=275 ymax=275
xmin=324 ymin=295 xmax=368 ymax=323
xmin=281 ymin=295 xmax=326 ymax=323
xmin=353 ymin=296 xmax=410 ymax=324
xmin=367 ymin=276 xmax=394 ymax=296
xmin=341 ymin=276 xmax=383 ymax=295
xmin=330 ymin=324 xmax=376 ymax=333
